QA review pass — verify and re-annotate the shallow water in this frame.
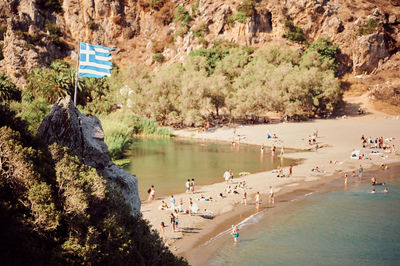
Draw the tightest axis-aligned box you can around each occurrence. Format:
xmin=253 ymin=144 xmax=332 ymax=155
xmin=123 ymin=137 xmax=296 ymax=199
xmin=208 ymin=169 xmax=400 ymax=266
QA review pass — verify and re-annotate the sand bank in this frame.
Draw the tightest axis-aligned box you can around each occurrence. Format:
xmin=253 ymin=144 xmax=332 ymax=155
xmin=140 ymin=115 xmax=400 ymax=263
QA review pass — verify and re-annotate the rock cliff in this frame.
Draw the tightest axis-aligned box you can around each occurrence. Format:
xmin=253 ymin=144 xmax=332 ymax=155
xmin=0 ymin=0 xmax=400 ymax=104
xmin=37 ymin=95 xmax=141 ymax=214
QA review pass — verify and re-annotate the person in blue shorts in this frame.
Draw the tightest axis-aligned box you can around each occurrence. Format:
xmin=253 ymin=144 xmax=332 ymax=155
xmin=231 ymin=224 xmax=239 ymax=242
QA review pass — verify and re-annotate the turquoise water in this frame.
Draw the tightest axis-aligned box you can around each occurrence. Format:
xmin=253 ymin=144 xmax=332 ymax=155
xmin=123 ymin=138 xmax=296 ymax=199
xmin=208 ymin=170 xmax=400 ymax=266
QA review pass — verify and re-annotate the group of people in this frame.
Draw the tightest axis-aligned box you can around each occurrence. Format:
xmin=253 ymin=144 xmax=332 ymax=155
xmin=361 ymin=135 xmax=396 ymax=152
xmin=343 ymin=167 xmax=390 ymax=194
xmin=224 ymin=170 xmax=234 ymax=183
xmin=185 ymin=179 xmax=195 ymax=193
xmin=274 ymin=164 xmax=293 ymax=177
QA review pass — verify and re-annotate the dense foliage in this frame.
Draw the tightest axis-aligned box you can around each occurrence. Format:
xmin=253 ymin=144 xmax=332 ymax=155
xmin=358 ymin=19 xmax=378 ymax=36
xmin=0 ymin=106 xmax=186 ymax=265
xmin=0 ymin=73 xmax=21 ymax=101
xmin=306 ymin=38 xmax=340 ymax=71
xmin=100 ymin=113 xmax=171 ymax=159
xmin=115 ymin=43 xmax=341 ymax=126
xmin=284 ymin=20 xmax=306 ymax=43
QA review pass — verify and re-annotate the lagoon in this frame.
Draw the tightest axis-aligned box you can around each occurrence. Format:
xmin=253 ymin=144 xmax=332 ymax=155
xmin=123 ymin=137 xmax=296 ymax=200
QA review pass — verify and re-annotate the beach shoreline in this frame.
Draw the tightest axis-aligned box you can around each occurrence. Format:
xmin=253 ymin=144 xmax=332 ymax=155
xmin=140 ymin=115 xmax=400 ymax=264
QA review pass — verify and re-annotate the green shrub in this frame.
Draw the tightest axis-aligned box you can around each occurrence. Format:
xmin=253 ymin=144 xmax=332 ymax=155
xmin=358 ymin=19 xmax=378 ymax=35
xmin=148 ymin=0 xmax=164 ymax=9
xmin=36 ymin=0 xmax=63 ymax=13
xmin=0 ymin=26 xmax=6 ymax=40
xmin=173 ymin=6 xmax=192 ymax=28
xmin=191 ymin=23 xmax=209 ymax=38
xmin=45 ymin=22 xmax=62 ymax=36
xmin=11 ymin=97 xmax=51 ymax=134
xmin=189 ymin=47 xmax=230 ymax=75
xmin=191 ymin=1 xmax=200 ymax=17
xmin=284 ymin=20 xmax=306 ymax=43
xmin=237 ymin=0 xmax=255 ymax=17
xmin=0 ymin=73 xmax=20 ymax=101
xmin=100 ymin=112 xmax=171 ymax=159
xmin=227 ymin=12 xmax=248 ymax=27
xmin=87 ymin=21 xmax=98 ymax=30
xmin=175 ymin=27 xmax=188 ymax=37
xmin=152 ymin=53 xmax=165 ymax=63
xmin=306 ymin=38 xmax=340 ymax=71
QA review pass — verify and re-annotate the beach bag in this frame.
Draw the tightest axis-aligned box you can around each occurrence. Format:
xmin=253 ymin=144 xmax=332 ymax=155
xmin=147 ymin=188 xmax=151 ymax=194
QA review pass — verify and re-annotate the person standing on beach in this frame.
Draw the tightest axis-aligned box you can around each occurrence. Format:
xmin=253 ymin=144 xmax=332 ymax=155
xmin=231 ymin=224 xmax=239 ymax=243
xmin=255 ymin=192 xmax=261 ymax=209
xmin=190 ymin=179 xmax=195 ymax=193
xmin=185 ymin=179 xmax=190 ymax=193
xmin=170 ymin=195 xmax=176 ymax=209
xmin=242 ymin=191 xmax=247 ymax=205
xmin=170 ymin=213 xmax=176 ymax=232
xmin=174 ymin=209 xmax=179 ymax=230
xmin=148 ymin=185 xmax=155 ymax=201
xmin=268 ymin=186 xmax=274 ymax=205
xmin=160 ymin=222 xmax=166 ymax=239
xmin=344 ymin=173 xmax=348 ymax=185
xmin=289 ymin=165 xmax=293 ymax=176
xmin=224 ymin=170 xmax=231 ymax=183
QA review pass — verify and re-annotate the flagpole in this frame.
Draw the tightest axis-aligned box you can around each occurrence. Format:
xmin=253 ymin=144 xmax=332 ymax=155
xmin=74 ymin=39 xmax=80 ymax=106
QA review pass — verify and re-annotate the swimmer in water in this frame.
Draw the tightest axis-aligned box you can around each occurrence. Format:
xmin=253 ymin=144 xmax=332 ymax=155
xmin=231 ymin=224 xmax=239 ymax=242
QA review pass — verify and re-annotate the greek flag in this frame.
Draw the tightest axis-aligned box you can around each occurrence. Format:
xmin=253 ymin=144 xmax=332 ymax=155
xmin=78 ymin=42 xmax=114 ymax=78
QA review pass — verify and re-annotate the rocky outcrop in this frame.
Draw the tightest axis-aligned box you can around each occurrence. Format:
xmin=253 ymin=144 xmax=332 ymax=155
xmin=353 ymin=31 xmax=390 ymax=74
xmin=37 ymin=96 xmax=140 ymax=214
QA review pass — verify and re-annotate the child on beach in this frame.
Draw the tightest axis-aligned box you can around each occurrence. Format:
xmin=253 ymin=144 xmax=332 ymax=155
xmin=255 ymin=192 xmax=261 ymax=209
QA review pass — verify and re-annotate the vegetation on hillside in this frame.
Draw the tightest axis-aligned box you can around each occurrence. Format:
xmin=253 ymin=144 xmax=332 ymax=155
xmin=0 ymin=104 xmax=186 ymax=265
xmin=115 ymin=43 xmax=341 ymax=125
xmin=358 ymin=19 xmax=378 ymax=36
xmin=284 ymin=20 xmax=306 ymax=43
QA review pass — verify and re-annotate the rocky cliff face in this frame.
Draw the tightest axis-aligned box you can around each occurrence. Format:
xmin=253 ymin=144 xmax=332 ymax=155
xmin=37 ymin=96 xmax=141 ymax=214
xmin=0 ymin=0 xmax=399 ymax=103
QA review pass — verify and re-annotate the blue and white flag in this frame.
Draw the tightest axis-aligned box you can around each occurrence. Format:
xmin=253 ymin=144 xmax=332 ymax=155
xmin=78 ymin=42 xmax=114 ymax=78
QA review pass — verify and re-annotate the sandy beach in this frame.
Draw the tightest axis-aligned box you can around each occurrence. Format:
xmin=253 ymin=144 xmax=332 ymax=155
xmin=140 ymin=113 xmax=400 ymax=263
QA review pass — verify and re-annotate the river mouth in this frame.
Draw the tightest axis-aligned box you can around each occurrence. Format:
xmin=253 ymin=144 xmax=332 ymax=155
xmin=122 ymin=137 xmax=298 ymax=200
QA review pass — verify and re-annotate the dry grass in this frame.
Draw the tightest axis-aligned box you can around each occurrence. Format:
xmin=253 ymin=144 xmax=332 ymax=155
xmin=372 ymin=100 xmax=400 ymax=115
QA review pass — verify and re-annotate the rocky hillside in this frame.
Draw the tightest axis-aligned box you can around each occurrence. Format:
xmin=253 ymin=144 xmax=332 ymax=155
xmin=1 ymin=0 xmax=400 ymax=107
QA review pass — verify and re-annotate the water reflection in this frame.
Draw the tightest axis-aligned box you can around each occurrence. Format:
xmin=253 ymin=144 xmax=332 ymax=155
xmin=123 ymin=137 xmax=297 ymax=199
